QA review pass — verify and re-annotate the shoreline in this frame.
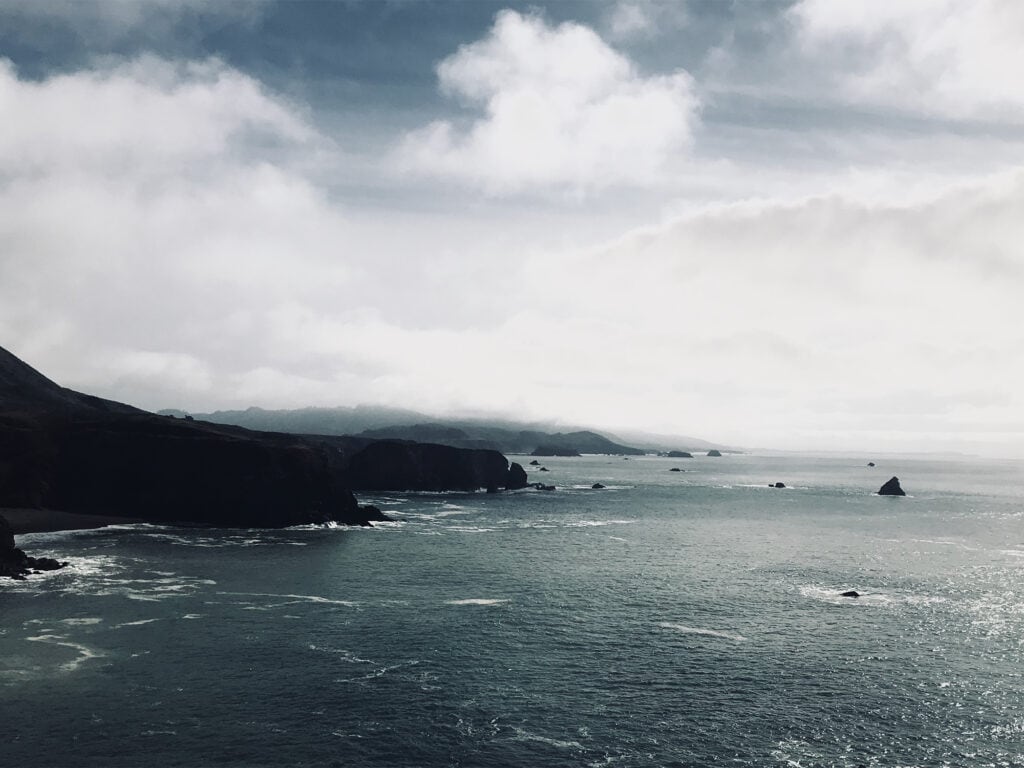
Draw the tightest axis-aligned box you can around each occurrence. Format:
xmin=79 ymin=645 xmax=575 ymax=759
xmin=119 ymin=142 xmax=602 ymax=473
xmin=2 ymin=508 xmax=145 ymax=536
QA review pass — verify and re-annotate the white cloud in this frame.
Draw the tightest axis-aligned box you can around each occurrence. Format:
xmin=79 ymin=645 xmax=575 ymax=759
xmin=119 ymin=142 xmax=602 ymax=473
xmin=398 ymin=10 xmax=699 ymax=194
xmin=0 ymin=57 xmax=311 ymax=175
xmin=0 ymin=56 xmax=355 ymax=404
xmin=791 ymin=0 xmax=1024 ymax=120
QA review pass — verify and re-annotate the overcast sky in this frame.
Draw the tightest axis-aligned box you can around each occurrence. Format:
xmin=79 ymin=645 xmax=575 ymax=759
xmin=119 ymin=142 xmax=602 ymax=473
xmin=2 ymin=0 xmax=1023 ymax=457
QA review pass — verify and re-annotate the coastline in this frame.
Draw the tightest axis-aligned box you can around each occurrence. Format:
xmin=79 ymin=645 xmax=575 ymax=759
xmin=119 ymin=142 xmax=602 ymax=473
xmin=2 ymin=508 xmax=145 ymax=536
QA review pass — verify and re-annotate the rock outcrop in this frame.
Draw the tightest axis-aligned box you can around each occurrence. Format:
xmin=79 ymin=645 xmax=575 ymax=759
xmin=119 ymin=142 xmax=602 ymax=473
xmin=877 ymin=476 xmax=906 ymax=496
xmin=666 ymin=450 xmax=693 ymax=458
xmin=343 ymin=440 xmax=527 ymax=493
xmin=707 ymin=450 xmax=723 ymax=457
xmin=1 ymin=513 xmax=67 ymax=579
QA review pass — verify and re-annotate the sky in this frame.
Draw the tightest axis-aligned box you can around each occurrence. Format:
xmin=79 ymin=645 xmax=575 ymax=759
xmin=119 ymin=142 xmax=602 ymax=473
xmin=1 ymin=0 xmax=1023 ymax=457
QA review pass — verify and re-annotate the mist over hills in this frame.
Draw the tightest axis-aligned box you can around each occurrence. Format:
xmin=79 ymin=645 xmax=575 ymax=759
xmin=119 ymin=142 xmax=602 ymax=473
xmin=157 ymin=405 xmax=726 ymax=456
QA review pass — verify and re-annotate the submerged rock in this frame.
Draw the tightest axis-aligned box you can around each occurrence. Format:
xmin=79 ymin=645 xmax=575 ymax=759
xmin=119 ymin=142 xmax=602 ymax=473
xmin=529 ymin=460 xmax=540 ymax=466
xmin=533 ymin=483 xmax=556 ymax=491
xmin=591 ymin=483 xmax=606 ymax=489
xmin=877 ymin=476 xmax=906 ymax=496
xmin=867 ymin=461 xmax=876 ymax=467
xmin=770 ymin=482 xmax=786 ymax=488
xmin=840 ymin=590 xmax=860 ymax=598
xmin=669 ymin=468 xmax=682 ymax=472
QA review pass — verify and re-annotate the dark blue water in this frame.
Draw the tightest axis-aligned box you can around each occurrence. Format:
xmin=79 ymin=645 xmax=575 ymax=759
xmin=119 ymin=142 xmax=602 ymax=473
xmin=3 ymin=454 xmax=1024 ymax=767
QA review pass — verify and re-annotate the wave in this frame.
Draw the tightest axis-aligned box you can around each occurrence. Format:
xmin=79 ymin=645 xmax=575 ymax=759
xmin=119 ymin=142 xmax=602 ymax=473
xmin=445 ymin=598 xmax=510 ymax=606
xmin=216 ymin=591 xmax=359 ymax=609
xmin=658 ymin=622 xmax=747 ymax=642
xmin=25 ymin=634 xmax=104 ymax=672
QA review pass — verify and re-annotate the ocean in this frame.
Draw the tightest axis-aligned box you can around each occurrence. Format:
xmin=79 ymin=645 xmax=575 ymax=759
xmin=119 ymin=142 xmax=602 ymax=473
xmin=3 ymin=454 xmax=1023 ymax=767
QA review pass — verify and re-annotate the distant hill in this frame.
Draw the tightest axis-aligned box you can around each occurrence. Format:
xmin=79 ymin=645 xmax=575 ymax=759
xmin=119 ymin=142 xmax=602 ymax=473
xmin=158 ymin=404 xmax=723 ymax=456
xmin=156 ymin=405 xmax=431 ymax=436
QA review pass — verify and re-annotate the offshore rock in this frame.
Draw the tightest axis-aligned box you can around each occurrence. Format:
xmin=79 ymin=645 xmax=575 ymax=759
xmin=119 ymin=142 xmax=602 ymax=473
xmin=840 ymin=590 xmax=860 ymax=598
xmin=591 ymin=483 xmax=606 ymax=489
xmin=877 ymin=476 xmax=906 ymax=496
xmin=507 ymin=462 xmax=528 ymax=490
xmin=707 ymin=450 xmax=723 ymax=457
xmin=666 ymin=450 xmax=693 ymax=458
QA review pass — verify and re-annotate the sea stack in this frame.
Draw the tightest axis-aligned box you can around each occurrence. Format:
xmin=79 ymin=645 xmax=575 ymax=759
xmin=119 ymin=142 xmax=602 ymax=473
xmin=877 ymin=476 xmax=906 ymax=496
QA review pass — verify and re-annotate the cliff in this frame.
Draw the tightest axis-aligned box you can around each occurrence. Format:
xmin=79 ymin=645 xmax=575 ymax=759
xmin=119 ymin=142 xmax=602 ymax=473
xmin=0 ymin=345 xmax=525 ymax=528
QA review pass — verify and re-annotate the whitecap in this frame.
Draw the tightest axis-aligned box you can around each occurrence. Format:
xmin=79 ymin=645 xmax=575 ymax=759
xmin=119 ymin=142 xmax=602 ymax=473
xmin=507 ymin=727 xmax=583 ymax=750
xmin=217 ymin=591 xmax=358 ymax=608
xmin=658 ymin=622 xmax=747 ymax=642
xmin=445 ymin=598 xmax=510 ymax=606
xmin=26 ymin=634 xmax=104 ymax=672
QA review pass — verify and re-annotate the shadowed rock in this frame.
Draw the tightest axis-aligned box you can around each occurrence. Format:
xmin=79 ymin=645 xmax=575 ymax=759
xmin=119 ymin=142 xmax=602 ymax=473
xmin=1 ymin=513 xmax=68 ymax=579
xmin=840 ymin=590 xmax=860 ymax=598
xmin=877 ymin=476 xmax=906 ymax=496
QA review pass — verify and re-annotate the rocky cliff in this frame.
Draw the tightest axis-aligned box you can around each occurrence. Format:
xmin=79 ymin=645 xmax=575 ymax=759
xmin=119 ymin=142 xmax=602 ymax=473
xmin=0 ymin=345 xmax=526 ymax=528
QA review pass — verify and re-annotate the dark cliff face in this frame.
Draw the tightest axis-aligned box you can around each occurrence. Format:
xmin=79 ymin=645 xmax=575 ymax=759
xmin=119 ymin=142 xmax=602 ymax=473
xmin=345 ymin=440 xmax=528 ymax=493
xmin=0 ymin=345 xmax=363 ymax=527
xmin=0 ymin=410 xmax=364 ymax=528
xmin=1 ymin=345 xmax=527 ymax=527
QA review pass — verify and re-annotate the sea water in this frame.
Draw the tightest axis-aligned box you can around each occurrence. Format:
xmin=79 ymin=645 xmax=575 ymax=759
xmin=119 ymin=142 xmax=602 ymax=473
xmin=2 ymin=454 xmax=1023 ymax=767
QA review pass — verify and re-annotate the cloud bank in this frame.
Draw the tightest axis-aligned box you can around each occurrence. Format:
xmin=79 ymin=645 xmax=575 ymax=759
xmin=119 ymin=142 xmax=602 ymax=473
xmin=792 ymin=0 xmax=1024 ymax=120
xmin=2 ymin=4 xmax=1022 ymax=457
